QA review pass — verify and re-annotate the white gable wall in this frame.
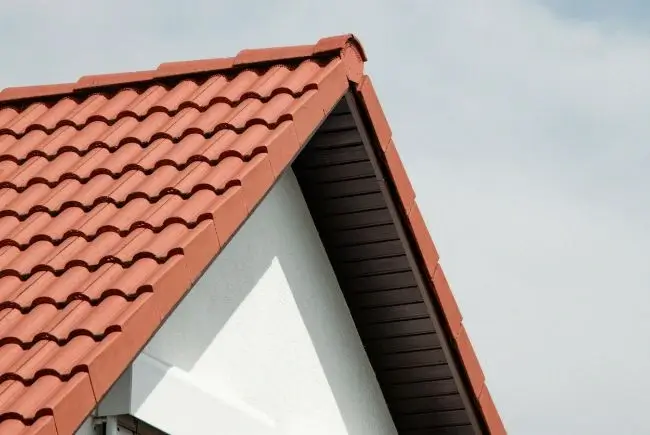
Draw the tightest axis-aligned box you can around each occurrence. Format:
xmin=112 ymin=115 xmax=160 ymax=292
xmin=90 ymin=169 xmax=397 ymax=435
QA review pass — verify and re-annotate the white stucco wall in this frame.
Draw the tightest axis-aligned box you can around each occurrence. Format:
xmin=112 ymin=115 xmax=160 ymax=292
xmin=105 ymin=169 xmax=397 ymax=435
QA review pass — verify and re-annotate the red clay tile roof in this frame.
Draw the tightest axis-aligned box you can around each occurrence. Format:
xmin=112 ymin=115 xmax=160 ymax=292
xmin=0 ymin=34 xmax=505 ymax=435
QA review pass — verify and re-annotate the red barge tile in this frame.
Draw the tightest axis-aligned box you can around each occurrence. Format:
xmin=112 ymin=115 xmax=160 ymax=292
xmin=0 ymin=34 xmax=505 ymax=434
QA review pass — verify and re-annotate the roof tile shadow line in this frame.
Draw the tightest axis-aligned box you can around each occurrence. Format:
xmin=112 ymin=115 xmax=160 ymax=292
xmin=0 ymin=110 xmax=297 ymax=164
xmin=0 ymin=176 xmax=245 ymax=222
xmin=0 ymin=408 xmax=53 ymax=427
xmin=0 ymin=365 xmax=90 ymax=391
xmin=0 ymin=370 xmax=97 ymax=432
xmin=0 ymin=211 xmax=216 ymax=252
xmin=0 ymin=283 xmax=154 ymax=316
xmin=0 ymin=121 xmax=279 ymax=166
xmin=0 ymin=176 xmax=257 ymax=274
xmin=1 ymin=145 xmax=270 ymax=193
xmin=0 ymin=106 xmax=305 ymax=169
xmin=0 ymin=248 xmax=184 ymax=282
xmin=0 ymin=185 xmax=250 ymax=307
xmin=0 ymin=324 xmax=122 ymax=353
xmin=0 ymin=82 xmax=319 ymax=140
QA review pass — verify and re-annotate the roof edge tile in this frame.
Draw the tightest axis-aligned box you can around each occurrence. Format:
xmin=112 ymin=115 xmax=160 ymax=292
xmin=455 ymin=324 xmax=487 ymax=397
xmin=355 ymin=75 xmax=392 ymax=149
xmin=233 ymin=44 xmax=315 ymax=66
xmin=178 ymin=220 xmax=222 ymax=282
xmin=50 ymin=373 xmax=97 ymax=435
xmin=478 ymin=385 xmax=508 ymax=435
xmin=208 ymin=187 xmax=250 ymax=249
xmin=0 ymin=33 xmax=367 ymax=105
xmin=406 ymin=203 xmax=441 ymax=276
xmin=156 ymin=57 xmax=235 ymax=78
xmin=350 ymin=75 xmax=507 ymax=432
xmin=383 ymin=139 xmax=416 ymax=213
xmin=430 ymin=263 xmax=463 ymax=338
xmin=75 ymin=70 xmax=157 ymax=91
xmin=314 ymin=34 xmax=367 ymax=61
xmin=0 ymin=83 xmax=75 ymax=103
xmin=238 ymin=155 xmax=277 ymax=215
xmin=85 ymin=257 xmax=192 ymax=402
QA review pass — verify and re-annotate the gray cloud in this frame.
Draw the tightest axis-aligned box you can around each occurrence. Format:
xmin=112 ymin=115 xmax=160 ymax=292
xmin=541 ymin=0 xmax=650 ymax=30
xmin=1 ymin=0 xmax=648 ymax=433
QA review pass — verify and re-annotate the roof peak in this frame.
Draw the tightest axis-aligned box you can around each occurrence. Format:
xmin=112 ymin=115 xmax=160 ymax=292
xmin=0 ymin=33 xmax=366 ymax=105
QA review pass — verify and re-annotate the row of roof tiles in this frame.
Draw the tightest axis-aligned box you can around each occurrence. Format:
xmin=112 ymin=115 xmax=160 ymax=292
xmin=0 ymin=36 xmax=358 ymax=435
xmin=0 ymin=34 xmax=506 ymax=435
xmin=0 ymin=35 xmax=365 ymax=103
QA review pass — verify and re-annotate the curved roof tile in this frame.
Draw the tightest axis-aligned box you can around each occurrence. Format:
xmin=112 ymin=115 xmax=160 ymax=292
xmin=0 ymin=34 xmax=505 ymax=435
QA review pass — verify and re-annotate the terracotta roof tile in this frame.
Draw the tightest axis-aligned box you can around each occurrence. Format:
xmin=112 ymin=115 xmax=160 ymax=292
xmin=0 ymin=34 xmax=505 ymax=434
xmin=0 ymin=415 xmax=57 ymax=435
xmin=75 ymin=71 xmax=158 ymax=92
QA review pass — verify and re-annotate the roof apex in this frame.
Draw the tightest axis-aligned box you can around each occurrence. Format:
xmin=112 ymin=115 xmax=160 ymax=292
xmin=0 ymin=33 xmax=366 ymax=105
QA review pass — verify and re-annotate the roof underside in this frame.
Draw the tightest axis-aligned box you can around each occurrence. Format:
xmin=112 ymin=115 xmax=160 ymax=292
xmin=296 ymin=97 xmax=479 ymax=433
xmin=0 ymin=34 xmax=505 ymax=435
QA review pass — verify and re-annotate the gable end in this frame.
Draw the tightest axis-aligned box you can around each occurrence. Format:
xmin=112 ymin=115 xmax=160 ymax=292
xmin=291 ymin=95 xmax=491 ymax=434
xmin=0 ymin=34 xmax=505 ymax=435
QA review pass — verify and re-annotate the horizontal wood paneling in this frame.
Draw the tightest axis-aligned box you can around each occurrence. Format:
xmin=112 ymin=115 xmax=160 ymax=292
xmin=292 ymin=98 xmax=476 ymax=433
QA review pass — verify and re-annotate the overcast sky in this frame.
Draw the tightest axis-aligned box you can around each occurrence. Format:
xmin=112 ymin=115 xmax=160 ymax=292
xmin=2 ymin=1 xmax=649 ymax=434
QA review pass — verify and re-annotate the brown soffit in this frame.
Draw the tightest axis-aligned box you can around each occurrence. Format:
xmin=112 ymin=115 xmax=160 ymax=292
xmin=351 ymin=75 xmax=506 ymax=435
xmin=0 ymin=34 xmax=505 ymax=435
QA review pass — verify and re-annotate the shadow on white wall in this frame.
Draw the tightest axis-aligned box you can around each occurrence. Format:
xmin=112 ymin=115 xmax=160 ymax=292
xmin=126 ymin=170 xmax=397 ymax=435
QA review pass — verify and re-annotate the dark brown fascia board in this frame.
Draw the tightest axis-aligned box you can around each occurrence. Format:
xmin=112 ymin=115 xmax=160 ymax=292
xmin=343 ymin=91 xmax=487 ymax=434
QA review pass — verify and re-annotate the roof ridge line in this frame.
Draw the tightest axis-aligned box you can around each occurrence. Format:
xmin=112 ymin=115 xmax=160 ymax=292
xmin=0 ymin=33 xmax=367 ymax=105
